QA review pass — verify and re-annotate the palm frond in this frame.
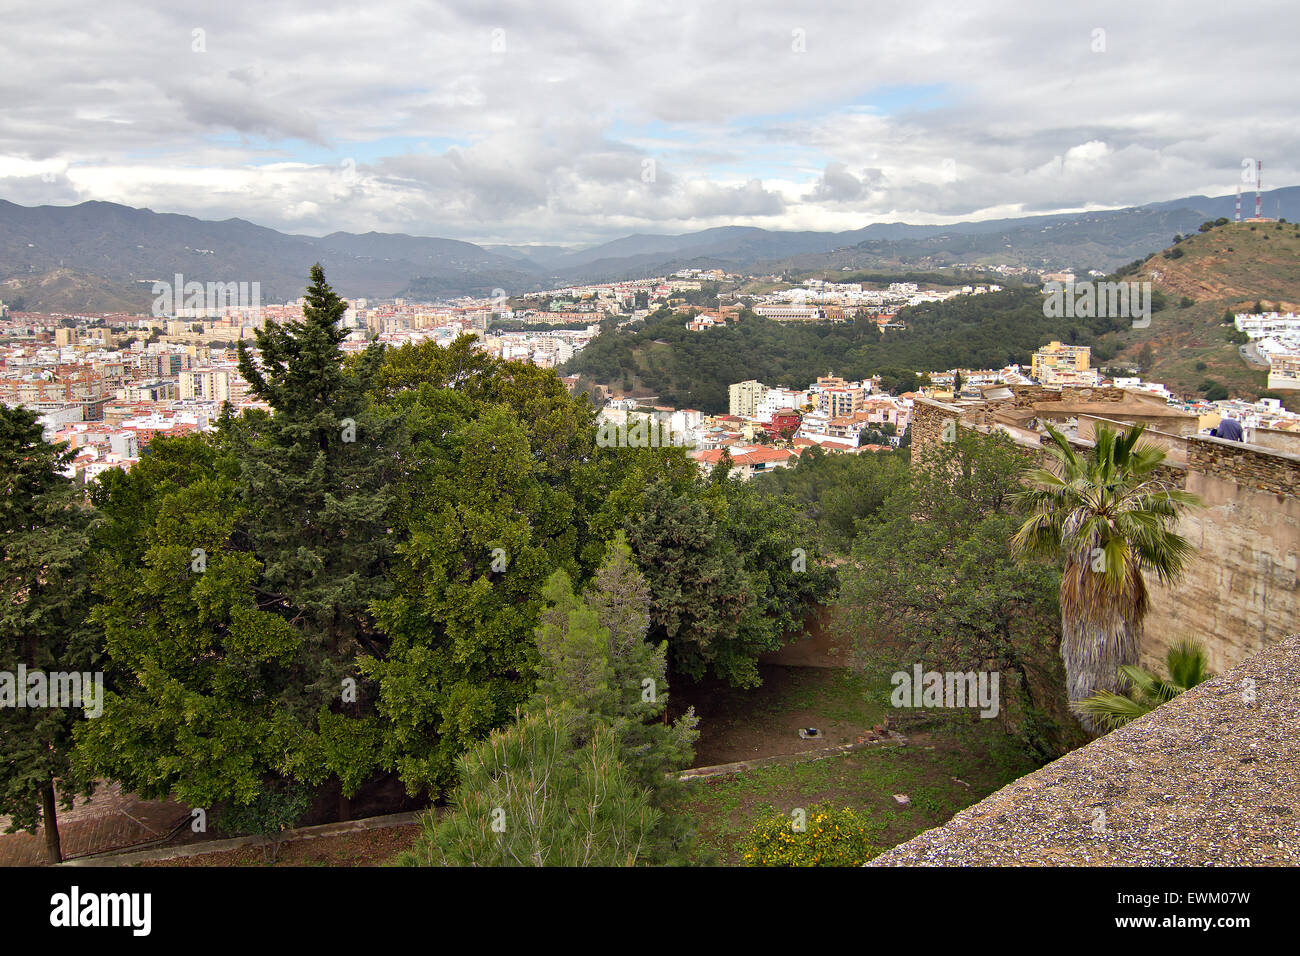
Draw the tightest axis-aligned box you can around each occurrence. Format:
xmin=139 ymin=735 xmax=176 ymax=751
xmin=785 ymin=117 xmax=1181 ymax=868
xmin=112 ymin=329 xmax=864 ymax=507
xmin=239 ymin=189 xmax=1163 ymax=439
xmin=1165 ymin=639 xmax=1212 ymax=690
xmin=1072 ymin=690 xmax=1151 ymax=731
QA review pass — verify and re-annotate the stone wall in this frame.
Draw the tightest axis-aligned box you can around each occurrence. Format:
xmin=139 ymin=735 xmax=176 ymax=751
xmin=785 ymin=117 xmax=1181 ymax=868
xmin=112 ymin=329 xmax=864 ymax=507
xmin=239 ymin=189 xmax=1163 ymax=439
xmin=909 ymin=397 xmax=1300 ymax=675
xmin=1145 ymin=464 xmax=1299 ymax=674
xmin=1185 ymin=433 xmax=1300 ymax=498
xmin=1250 ymin=425 xmax=1300 ymax=457
xmin=909 ymin=397 xmax=965 ymax=448
xmin=991 ymin=384 xmax=1133 ymax=408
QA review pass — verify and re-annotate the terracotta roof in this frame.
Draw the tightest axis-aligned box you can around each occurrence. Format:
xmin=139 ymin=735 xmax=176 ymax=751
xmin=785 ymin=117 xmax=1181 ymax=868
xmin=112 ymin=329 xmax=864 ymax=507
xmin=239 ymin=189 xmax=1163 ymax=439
xmin=691 ymin=447 xmax=793 ymax=466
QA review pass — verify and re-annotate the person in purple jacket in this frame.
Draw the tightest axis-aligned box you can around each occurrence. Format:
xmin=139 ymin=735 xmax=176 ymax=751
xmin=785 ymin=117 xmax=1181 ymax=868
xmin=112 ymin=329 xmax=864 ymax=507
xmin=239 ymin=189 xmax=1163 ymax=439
xmin=1214 ymin=414 xmax=1244 ymax=441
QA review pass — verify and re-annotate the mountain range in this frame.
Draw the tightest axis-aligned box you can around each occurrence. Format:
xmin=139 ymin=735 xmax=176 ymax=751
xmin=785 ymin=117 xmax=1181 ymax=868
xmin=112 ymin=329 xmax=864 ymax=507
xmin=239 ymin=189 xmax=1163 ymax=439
xmin=1 ymin=187 xmax=1297 ymax=312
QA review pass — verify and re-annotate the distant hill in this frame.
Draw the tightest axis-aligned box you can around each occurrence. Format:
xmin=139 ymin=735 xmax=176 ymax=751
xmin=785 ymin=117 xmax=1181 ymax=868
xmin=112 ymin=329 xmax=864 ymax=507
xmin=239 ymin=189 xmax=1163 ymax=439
xmin=565 ymin=220 xmax=1300 ymax=412
xmin=0 ymin=199 xmax=543 ymax=308
xmin=3 ymin=189 xmax=1299 ymax=312
xmin=540 ymin=188 xmax=1300 ymax=281
xmin=562 ymin=289 xmax=1127 ymax=414
xmin=0 ymin=268 xmax=153 ymax=313
xmin=1116 ymin=218 xmax=1300 ymax=408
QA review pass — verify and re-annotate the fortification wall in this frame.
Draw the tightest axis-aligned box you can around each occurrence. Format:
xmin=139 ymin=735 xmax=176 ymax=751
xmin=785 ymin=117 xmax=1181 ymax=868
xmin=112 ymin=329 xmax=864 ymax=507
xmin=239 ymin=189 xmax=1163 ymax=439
xmin=909 ymin=397 xmax=1300 ymax=674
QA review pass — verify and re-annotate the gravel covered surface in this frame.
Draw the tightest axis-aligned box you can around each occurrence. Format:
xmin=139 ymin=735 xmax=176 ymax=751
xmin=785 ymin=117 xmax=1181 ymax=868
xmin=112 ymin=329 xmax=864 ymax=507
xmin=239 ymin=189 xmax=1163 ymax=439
xmin=870 ymin=634 xmax=1300 ymax=866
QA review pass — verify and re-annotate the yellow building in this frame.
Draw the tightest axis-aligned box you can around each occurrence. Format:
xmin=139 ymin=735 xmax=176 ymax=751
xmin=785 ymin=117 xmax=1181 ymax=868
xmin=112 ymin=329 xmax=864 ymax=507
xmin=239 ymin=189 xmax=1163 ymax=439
xmin=1267 ymin=353 xmax=1300 ymax=391
xmin=1031 ymin=341 xmax=1094 ymax=386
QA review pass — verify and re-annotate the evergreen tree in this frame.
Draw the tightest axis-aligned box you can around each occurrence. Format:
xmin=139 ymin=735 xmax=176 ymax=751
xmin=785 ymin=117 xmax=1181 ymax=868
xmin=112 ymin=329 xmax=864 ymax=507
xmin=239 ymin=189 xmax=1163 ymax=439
xmin=627 ymin=475 xmax=833 ymax=688
xmin=531 ymin=535 xmax=699 ymax=861
xmin=626 ymin=478 xmax=752 ymax=684
xmin=397 ymin=705 xmax=659 ymax=867
xmin=234 ymin=264 xmax=398 ymax=739
xmin=74 ymin=434 xmax=355 ymax=828
xmin=362 ymin=383 xmax=578 ymax=798
xmin=0 ymin=406 xmax=99 ymax=862
xmin=400 ymin=536 xmax=699 ymax=867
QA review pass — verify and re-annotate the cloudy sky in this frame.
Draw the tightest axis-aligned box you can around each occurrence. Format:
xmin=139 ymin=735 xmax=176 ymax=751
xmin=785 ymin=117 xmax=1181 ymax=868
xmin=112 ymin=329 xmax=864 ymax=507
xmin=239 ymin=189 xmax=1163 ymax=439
xmin=2 ymin=0 xmax=1297 ymax=247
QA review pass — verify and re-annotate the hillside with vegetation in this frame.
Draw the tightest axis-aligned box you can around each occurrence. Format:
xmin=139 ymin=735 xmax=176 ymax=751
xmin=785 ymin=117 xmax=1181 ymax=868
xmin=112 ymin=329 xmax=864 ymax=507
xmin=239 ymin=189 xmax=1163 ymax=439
xmin=0 ymin=268 xmax=153 ymax=313
xmin=1110 ymin=219 xmax=1300 ymax=407
xmin=563 ymin=289 xmax=1128 ymax=413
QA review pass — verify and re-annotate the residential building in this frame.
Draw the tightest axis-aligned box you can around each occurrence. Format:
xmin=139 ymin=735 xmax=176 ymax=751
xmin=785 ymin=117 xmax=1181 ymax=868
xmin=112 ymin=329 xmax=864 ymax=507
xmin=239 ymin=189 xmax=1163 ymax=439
xmin=729 ymin=379 xmax=768 ymax=418
xmin=1268 ymin=352 xmax=1300 ymax=391
xmin=1031 ymin=341 xmax=1096 ymax=386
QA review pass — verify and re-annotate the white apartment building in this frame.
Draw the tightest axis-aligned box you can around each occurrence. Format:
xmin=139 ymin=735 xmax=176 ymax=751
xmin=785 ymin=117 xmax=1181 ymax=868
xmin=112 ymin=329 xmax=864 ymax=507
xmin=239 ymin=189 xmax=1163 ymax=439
xmin=179 ymin=368 xmax=232 ymax=402
xmin=757 ymin=387 xmax=811 ymax=418
xmin=729 ymin=379 xmax=768 ymax=418
xmin=1235 ymin=312 xmax=1300 ymax=341
xmin=753 ymin=305 xmax=826 ymax=322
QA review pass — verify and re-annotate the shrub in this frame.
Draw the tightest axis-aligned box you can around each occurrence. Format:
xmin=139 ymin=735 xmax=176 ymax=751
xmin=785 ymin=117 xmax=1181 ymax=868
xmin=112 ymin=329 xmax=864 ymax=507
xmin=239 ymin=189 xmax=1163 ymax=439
xmin=1200 ymin=380 xmax=1229 ymax=402
xmin=740 ymin=804 xmax=881 ymax=867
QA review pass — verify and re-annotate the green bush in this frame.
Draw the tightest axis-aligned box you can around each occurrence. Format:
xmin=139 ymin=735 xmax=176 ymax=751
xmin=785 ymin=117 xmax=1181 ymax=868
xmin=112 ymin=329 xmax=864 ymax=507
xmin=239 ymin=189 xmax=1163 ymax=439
xmin=740 ymin=804 xmax=881 ymax=867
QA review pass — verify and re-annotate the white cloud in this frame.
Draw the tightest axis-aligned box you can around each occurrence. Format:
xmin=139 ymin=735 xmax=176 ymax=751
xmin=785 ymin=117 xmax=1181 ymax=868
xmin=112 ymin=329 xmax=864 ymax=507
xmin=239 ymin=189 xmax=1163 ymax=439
xmin=0 ymin=0 xmax=1298 ymax=243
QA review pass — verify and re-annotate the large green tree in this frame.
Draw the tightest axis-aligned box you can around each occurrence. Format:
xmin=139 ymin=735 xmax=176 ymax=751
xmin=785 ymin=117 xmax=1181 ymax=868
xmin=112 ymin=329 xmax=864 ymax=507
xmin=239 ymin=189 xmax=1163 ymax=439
xmin=627 ymin=473 xmax=833 ymax=688
xmin=362 ymin=337 xmax=697 ymax=800
xmin=232 ymin=264 xmax=398 ymax=813
xmin=235 ymin=263 xmax=397 ymax=706
xmin=74 ymin=434 xmax=355 ymax=829
xmin=0 ymin=407 xmax=99 ymax=863
xmin=836 ymin=429 xmax=1077 ymax=759
xmin=399 ymin=535 xmax=699 ymax=867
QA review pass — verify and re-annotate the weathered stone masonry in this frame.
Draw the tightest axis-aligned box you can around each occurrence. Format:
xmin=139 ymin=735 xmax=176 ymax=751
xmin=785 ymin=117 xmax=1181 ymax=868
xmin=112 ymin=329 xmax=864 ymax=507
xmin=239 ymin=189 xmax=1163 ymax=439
xmin=910 ymin=392 xmax=1299 ymax=674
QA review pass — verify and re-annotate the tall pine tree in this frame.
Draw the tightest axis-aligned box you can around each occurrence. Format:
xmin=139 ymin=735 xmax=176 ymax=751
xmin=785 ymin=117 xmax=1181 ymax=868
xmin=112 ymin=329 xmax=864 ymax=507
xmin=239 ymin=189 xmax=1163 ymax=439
xmin=0 ymin=406 xmax=99 ymax=863
xmin=235 ymin=264 xmax=397 ymax=724
xmin=529 ymin=534 xmax=699 ymax=863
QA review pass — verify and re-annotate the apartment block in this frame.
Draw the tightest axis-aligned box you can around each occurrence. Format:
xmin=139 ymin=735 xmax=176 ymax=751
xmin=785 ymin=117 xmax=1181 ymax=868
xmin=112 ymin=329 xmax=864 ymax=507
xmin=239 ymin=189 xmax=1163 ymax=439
xmin=1031 ymin=341 xmax=1095 ymax=386
xmin=729 ymin=379 xmax=768 ymax=418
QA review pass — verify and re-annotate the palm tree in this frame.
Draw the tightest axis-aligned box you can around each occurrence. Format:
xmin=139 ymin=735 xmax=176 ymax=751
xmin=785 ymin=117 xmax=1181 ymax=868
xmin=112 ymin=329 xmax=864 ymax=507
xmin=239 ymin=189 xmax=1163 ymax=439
xmin=1011 ymin=423 xmax=1200 ymax=734
xmin=1073 ymin=638 xmax=1213 ymax=731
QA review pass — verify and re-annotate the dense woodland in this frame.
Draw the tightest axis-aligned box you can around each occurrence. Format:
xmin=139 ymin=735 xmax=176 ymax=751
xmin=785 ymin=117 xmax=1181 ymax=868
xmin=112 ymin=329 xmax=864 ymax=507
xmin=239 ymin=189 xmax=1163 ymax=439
xmin=563 ymin=288 xmax=1134 ymax=413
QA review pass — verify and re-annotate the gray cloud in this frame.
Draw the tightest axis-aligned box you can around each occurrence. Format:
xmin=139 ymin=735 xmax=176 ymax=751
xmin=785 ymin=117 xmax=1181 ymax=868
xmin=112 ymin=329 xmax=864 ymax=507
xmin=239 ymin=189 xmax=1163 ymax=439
xmin=0 ymin=0 xmax=1297 ymax=244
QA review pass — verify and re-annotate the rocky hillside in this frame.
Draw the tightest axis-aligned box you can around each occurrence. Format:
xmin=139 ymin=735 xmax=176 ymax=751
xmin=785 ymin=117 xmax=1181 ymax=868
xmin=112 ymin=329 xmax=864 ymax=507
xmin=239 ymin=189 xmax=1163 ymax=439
xmin=1113 ymin=220 xmax=1300 ymax=407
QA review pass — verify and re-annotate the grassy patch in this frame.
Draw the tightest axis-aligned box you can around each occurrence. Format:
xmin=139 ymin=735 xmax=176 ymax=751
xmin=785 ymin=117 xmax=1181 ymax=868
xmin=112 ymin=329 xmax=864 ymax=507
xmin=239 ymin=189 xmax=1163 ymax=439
xmin=682 ymin=725 xmax=1040 ymax=865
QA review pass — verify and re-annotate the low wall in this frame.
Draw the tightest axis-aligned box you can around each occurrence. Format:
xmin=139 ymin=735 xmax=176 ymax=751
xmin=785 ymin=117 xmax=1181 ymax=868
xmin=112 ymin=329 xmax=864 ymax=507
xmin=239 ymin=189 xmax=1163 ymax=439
xmin=1250 ymin=425 xmax=1300 ymax=457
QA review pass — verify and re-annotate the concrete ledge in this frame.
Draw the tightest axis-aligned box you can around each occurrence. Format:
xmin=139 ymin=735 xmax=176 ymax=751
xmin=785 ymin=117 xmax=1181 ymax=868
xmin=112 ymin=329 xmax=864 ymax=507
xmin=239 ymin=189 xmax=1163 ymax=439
xmin=869 ymin=633 xmax=1300 ymax=866
xmin=60 ymin=811 xmax=423 ymax=867
xmin=679 ymin=733 xmax=907 ymax=782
